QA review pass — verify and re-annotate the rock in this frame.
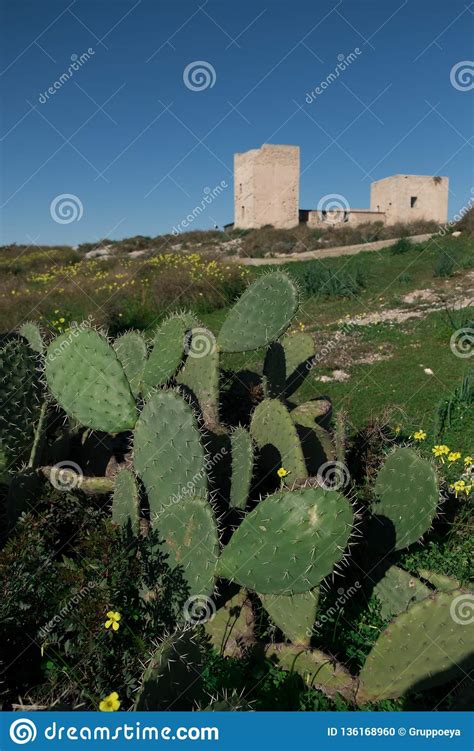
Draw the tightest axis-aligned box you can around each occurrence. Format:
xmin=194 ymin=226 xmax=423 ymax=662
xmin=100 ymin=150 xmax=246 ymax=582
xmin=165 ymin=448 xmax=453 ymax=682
xmin=452 ymin=231 xmax=461 ymax=237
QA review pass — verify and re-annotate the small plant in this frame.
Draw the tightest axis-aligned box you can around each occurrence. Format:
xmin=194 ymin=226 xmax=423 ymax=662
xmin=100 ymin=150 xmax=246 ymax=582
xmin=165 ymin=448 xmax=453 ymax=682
xmin=433 ymin=251 xmax=455 ymax=277
xmin=390 ymin=237 xmax=412 ymax=255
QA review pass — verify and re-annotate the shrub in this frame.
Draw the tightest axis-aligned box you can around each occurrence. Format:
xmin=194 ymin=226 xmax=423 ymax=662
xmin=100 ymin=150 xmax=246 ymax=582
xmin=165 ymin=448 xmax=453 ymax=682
xmin=0 ymin=490 xmax=187 ymax=709
xmin=294 ymin=263 xmax=366 ymax=298
xmin=391 ymin=237 xmax=412 ymax=255
xmin=433 ymin=251 xmax=455 ymax=277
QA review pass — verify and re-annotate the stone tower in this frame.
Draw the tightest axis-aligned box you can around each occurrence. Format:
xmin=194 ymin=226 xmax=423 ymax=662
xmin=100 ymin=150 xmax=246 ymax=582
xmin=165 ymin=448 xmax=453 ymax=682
xmin=370 ymin=174 xmax=449 ymax=225
xmin=234 ymin=144 xmax=300 ymax=229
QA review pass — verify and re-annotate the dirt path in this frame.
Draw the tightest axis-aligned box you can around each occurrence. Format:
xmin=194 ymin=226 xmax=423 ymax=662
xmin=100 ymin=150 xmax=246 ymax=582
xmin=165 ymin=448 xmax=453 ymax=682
xmin=229 ymin=233 xmax=434 ymax=265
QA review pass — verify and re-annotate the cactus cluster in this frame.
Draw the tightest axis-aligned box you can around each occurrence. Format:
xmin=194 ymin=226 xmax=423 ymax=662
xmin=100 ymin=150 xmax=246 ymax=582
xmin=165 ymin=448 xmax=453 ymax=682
xmin=1 ymin=270 xmax=472 ymax=709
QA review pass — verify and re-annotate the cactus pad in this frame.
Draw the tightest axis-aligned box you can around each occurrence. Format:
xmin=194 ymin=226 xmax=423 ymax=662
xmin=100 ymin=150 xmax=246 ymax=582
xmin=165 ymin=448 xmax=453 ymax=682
xmin=267 ymin=644 xmax=356 ymax=699
xmin=373 ymin=565 xmax=430 ymax=619
xmin=418 ymin=569 xmax=460 ymax=592
xmin=0 ymin=334 xmax=42 ymax=476
xmin=134 ymin=389 xmax=207 ymax=518
xmin=291 ymin=402 xmax=335 ymax=474
xmin=250 ymin=399 xmax=307 ymax=483
xmin=371 ymin=447 xmax=438 ymax=550
xmin=134 ymin=629 xmax=204 ymax=710
xmin=359 ymin=590 xmax=474 ymax=700
xmin=229 ymin=427 xmax=254 ymax=510
xmin=216 ymin=486 xmax=353 ymax=594
xmin=155 ymin=494 xmax=219 ymax=597
xmin=113 ymin=331 xmax=147 ymax=398
xmin=45 ymin=328 xmax=137 ymax=432
xmin=217 ymin=272 xmax=299 ymax=353
xmin=205 ymin=589 xmax=255 ymax=657
xmin=177 ymin=328 xmax=219 ymax=427
xmin=264 ymin=332 xmax=315 ymax=398
xmin=18 ymin=322 xmax=44 ymax=354
xmin=259 ymin=588 xmax=319 ymax=646
xmin=111 ymin=468 xmax=140 ymax=533
xmin=142 ymin=314 xmax=188 ymax=393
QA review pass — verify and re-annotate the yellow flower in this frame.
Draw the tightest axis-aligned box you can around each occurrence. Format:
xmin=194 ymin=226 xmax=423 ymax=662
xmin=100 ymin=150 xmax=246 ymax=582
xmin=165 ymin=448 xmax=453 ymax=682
xmin=394 ymin=425 xmax=401 ymax=435
xmin=99 ymin=692 xmax=120 ymax=712
xmin=277 ymin=467 xmax=288 ymax=478
xmin=464 ymin=456 xmax=473 ymax=467
xmin=432 ymin=445 xmax=450 ymax=462
xmin=450 ymin=480 xmax=467 ymax=497
xmin=412 ymin=430 xmax=427 ymax=441
xmin=104 ymin=611 xmax=121 ymax=631
xmin=447 ymin=452 xmax=461 ymax=463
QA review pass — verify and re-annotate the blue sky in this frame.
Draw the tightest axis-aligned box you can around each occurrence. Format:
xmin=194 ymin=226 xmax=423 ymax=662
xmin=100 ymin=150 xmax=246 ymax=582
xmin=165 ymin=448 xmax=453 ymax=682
xmin=1 ymin=0 xmax=472 ymax=245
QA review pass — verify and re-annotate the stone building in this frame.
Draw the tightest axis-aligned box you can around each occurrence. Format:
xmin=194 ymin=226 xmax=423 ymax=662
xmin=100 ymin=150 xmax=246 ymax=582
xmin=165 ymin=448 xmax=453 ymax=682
xmin=232 ymin=144 xmax=448 ymax=229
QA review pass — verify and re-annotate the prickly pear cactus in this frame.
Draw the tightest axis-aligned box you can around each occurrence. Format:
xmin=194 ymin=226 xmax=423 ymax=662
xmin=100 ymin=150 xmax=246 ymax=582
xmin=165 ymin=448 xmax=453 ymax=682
xmin=205 ymin=589 xmax=255 ymax=657
xmin=359 ymin=590 xmax=474 ymax=700
xmin=134 ymin=389 xmax=207 ymax=518
xmin=142 ymin=314 xmax=189 ymax=394
xmin=112 ymin=468 xmax=140 ymax=533
xmin=373 ymin=565 xmax=430 ymax=619
xmin=177 ymin=328 xmax=220 ymax=427
xmin=259 ymin=588 xmax=319 ymax=646
xmin=45 ymin=327 xmax=137 ymax=432
xmin=267 ymin=644 xmax=356 ymax=700
xmin=417 ymin=569 xmax=460 ymax=592
xmin=217 ymin=272 xmax=299 ymax=353
xmin=216 ymin=486 xmax=353 ymax=594
xmin=263 ymin=331 xmax=315 ymax=398
xmin=371 ymin=447 xmax=439 ymax=550
xmin=250 ymin=399 xmax=307 ymax=483
xmin=229 ymin=427 xmax=254 ymax=510
xmin=155 ymin=494 xmax=219 ymax=597
xmin=113 ymin=331 xmax=147 ymax=398
xmin=18 ymin=321 xmax=44 ymax=354
xmin=134 ymin=628 xmax=204 ymax=710
xmin=0 ymin=334 xmax=43 ymax=478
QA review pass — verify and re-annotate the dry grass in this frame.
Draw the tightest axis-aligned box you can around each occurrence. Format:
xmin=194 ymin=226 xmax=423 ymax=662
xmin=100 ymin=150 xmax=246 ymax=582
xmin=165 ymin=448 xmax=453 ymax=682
xmin=0 ymin=248 xmax=249 ymax=334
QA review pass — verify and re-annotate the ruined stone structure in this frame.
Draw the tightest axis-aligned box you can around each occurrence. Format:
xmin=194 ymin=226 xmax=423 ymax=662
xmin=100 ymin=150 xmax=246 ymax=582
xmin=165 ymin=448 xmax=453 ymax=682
xmin=233 ymin=144 xmax=449 ymax=229
xmin=370 ymin=174 xmax=449 ymax=225
xmin=234 ymin=144 xmax=299 ymax=229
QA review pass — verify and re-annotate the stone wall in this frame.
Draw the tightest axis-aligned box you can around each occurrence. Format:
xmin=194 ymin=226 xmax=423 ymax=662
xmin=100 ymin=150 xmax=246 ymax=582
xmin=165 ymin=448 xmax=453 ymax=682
xmin=307 ymin=209 xmax=385 ymax=227
xmin=370 ymin=174 xmax=448 ymax=225
xmin=234 ymin=144 xmax=299 ymax=229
